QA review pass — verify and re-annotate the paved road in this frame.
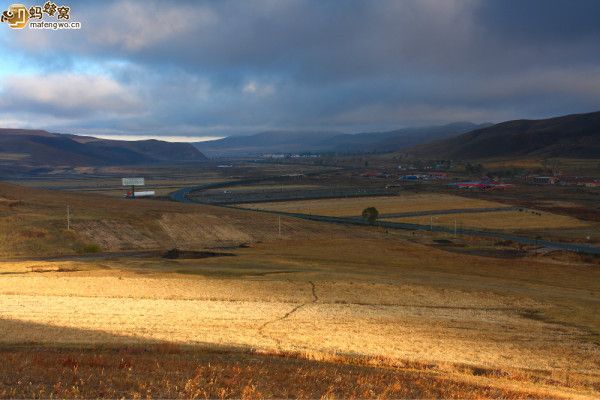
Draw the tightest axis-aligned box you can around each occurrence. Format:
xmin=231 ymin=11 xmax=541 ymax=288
xmin=169 ymin=180 xmax=600 ymax=256
xmin=269 ymin=212 xmax=600 ymax=255
xmin=0 ymin=250 xmax=164 ymax=263
xmin=169 ymin=169 xmax=344 ymax=204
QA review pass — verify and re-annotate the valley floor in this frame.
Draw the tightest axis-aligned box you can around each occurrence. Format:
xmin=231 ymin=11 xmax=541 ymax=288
xmin=1 ymin=235 xmax=599 ymax=398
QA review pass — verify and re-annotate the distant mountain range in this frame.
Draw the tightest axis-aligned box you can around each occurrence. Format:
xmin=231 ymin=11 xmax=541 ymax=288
xmin=3 ymin=110 xmax=599 ymax=166
xmin=0 ymin=129 xmax=206 ymax=166
xmin=408 ymin=111 xmax=600 ymax=159
xmin=193 ymin=122 xmax=489 ymax=157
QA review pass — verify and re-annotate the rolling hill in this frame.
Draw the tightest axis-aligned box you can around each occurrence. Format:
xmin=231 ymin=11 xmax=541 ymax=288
xmin=0 ymin=181 xmax=358 ymax=257
xmin=193 ymin=123 xmax=488 ymax=157
xmin=0 ymin=129 xmax=207 ymax=166
xmin=409 ymin=111 xmax=600 ymax=159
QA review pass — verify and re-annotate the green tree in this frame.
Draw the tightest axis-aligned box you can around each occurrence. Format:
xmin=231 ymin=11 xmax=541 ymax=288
xmin=362 ymin=207 xmax=379 ymax=224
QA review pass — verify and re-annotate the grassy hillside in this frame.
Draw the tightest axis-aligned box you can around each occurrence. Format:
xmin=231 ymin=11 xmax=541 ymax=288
xmin=409 ymin=110 xmax=600 ymax=159
xmin=0 ymin=182 xmax=350 ymax=257
xmin=0 ymin=129 xmax=206 ymax=166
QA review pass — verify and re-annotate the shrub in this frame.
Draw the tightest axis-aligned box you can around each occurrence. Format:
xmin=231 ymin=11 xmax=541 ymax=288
xmin=361 ymin=207 xmax=379 ymax=224
xmin=80 ymin=243 xmax=101 ymax=253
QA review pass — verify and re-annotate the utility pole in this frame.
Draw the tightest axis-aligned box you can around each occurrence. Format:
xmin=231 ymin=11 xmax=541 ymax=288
xmin=454 ymin=219 xmax=457 ymax=238
xmin=430 ymin=216 xmax=433 ymax=231
xmin=67 ymin=205 xmax=71 ymax=231
xmin=278 ymin=215 xmax=282 ymax=238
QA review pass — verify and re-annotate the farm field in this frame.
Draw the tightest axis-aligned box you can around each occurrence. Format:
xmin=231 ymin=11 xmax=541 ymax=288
xmin=386 ymin=209 xmax=589 ymax=231
xmin=204 ymin=184 xmax=323 ymax=194
xmin=238 ymin=194 xmax=505 ymax=216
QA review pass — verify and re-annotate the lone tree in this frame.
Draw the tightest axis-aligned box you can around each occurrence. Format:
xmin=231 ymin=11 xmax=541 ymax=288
xmin=362 ymin=207 xmax=379 ymax=224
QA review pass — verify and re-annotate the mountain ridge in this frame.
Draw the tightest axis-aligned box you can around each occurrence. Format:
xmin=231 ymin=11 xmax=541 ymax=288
xmin=193 ymin=122 xmax=488 ymax=157
xmin=0 ymin=129 xmax=207 ymax=166
xmin=408 ymin=111 xmax=600 ymax=159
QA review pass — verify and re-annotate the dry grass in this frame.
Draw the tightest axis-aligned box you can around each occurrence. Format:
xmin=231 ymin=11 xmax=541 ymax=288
xmin=1 ymin=182 xmax=600 ymax=398
xmin=240 ymin=194 xmax=506 ymax=216
xmin=1 ymin=238 xmax=599 ymax=397
xmin=386 ymin=209 xmax=588 ymax=230
xmin=0 ymin=345 xmax=554 ymax=399
xmin=0 ymin=182 xmax=361 ymax=256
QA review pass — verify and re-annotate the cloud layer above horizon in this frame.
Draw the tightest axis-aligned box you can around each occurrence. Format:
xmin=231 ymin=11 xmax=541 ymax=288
xmin=1 ymin=0 xmax=599 ymax=137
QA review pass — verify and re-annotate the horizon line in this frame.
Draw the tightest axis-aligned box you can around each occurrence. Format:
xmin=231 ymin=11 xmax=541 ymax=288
xmin=87 ymin=134 xmax=225 ymax=143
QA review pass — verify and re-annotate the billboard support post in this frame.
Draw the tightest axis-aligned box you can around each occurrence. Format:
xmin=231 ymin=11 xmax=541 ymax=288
xmin=122 ymin=178 xmax=145 ymax=199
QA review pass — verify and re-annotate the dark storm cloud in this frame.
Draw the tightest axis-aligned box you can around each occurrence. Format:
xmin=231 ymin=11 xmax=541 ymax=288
xmin=1 ymin=0 xmax=599 ymax=136
xmin=477 ymin=0 xmax=600 ymax=41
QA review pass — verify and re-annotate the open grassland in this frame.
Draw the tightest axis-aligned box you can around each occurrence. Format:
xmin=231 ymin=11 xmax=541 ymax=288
xmin=1 ymin=182 xmax=599 ymax=398
xmin=1 ymin=236 xmax=600 ymax=398
xmin=239 ymin=194 xmax=505 ymax=216
xmin=386 ymin=209 xmax=589 ymax=231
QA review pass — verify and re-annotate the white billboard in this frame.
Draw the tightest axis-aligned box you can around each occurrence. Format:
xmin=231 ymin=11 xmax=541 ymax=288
xmin=122 ymin=177 xmax=145 ymax=186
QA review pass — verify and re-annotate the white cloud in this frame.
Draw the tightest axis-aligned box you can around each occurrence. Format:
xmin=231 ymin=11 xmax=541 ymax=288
xmin=0 ymin=72 xmax=143 ymax=117
xmin=242 ymin=80 xmax=275 ymax=96
xmin=87 ymin=1 xmax=218 ymax=51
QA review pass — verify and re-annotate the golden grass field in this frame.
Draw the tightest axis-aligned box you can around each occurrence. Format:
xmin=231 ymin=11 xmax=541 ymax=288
xmin=1 ymin=183 xmax=599 ymax=398
xmin=386 ymin=209 xmax=588 ymax=230
xmin=239 ymin=194 xmax=508 ymax=216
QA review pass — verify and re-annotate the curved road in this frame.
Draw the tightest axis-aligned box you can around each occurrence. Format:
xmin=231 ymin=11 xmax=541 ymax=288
xmin=169 ymin=179 xmax=600 ymax=256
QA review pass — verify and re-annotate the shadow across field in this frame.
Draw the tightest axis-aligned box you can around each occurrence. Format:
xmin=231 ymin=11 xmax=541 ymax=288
xmin=0 ymin=318 xmax=556 ymax=399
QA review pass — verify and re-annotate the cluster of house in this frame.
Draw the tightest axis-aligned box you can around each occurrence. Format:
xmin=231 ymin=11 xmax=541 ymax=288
xmin=448 ymin=180 xmax=514 ymax=190
xmin=526 ymin=175 xmax=600 ymax=187
xmin=398 ymin=172 xmax=448 ymax=181
xmin=361 ymin=171 xmax=449 ymax=180
xmin=397 ymin=160 xmax=453 ymax=171
xmin=360 ymin=171 xmax=390 ymax=178
xmin=362 ymin=171 xmax=515 ymax=190
xmin=262 ymin=153 xmax=320 ymax=159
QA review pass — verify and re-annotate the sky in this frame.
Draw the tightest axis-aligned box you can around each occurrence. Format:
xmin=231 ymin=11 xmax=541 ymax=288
xmin=0 ymin=0 xmax=599 ymax=141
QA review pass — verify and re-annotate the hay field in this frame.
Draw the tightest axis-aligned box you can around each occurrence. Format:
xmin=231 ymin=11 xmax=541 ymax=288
xmin=239 ymin=194 xmax=506 ymax=216
xmin=386 ymin=209 xmax=589 ymax=230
